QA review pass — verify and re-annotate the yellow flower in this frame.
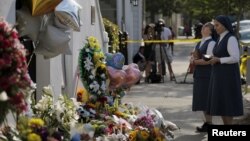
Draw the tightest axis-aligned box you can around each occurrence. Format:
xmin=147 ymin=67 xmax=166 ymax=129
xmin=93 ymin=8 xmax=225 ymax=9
xmin=27 ymin=133 xmax=42 ymax=141
xmin=77 ymin=87 xmax=89 ymax=103
xmin=87 ymin=36 xmax=100 ymax=50
xmin=129 ymin=130 xmax=137 ymax=141
xmin=28 ymin=118 xmax=44 ymax=127
xmin=95 ymin=43 xmax=101 ymax=50
xmin=87 ymin=36 xmax=96 ymax=48
xmin=140 ymin=130 xmax=149 ymax=140
xmin=99 ymin=63 xmax=106 ymax=70
xmin=154 ymin=137 xmax=164 ymax=141
xmin=93 ymin=52 xmax=104 ymax=64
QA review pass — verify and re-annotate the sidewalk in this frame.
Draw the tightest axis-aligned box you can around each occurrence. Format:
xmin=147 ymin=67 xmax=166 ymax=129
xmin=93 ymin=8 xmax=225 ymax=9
xmin=123 ymin=42 xmax=250 ymax=141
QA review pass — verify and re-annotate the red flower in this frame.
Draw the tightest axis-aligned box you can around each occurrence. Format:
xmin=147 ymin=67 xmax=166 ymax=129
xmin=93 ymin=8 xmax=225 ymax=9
xmin=0 ymin=19 xmax=31 ymax=119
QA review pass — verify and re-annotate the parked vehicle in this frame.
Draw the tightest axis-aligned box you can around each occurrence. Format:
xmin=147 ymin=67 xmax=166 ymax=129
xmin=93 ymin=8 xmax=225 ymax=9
xmin=233 ymin=20 xmax=250 ymax=31
xmin=239 ymin=29 xmax=250 ymax=55
xmin=239 ymin=29 xmax=250 ymax=44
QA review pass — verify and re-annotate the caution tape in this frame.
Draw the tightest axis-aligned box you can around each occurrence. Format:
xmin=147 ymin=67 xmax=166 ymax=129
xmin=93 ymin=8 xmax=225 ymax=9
xmin=125 ymin=39 xmax=201 ymax=43
xmin=125 ymin=39 xmax=250 ymax=48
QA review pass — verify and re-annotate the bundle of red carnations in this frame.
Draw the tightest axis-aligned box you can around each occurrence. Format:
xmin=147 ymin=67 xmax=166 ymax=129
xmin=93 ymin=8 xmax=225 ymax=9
xmin=0 ymin=18 xmax=32 ymax=124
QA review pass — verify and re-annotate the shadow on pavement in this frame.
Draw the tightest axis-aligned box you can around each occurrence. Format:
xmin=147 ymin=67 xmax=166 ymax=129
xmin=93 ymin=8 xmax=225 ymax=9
xmin=174 ymin=133 xmax=207 ymax=141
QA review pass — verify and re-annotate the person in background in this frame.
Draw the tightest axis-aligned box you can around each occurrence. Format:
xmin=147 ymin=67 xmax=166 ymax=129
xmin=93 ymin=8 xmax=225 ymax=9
xmin=190 ymin=22 xmax=216 ymax=132
xmin=133 ymin=46 xmax=146 ymax=84
xmin=133 ymin=46 xmax=146 ymax=72
xmin=208 ymin=15 xmax=243 ymax=125
xmin=168 ymin=26 xmax=176 ymax=55
xmin=157 ymin=19 xmax=175 ymax=81
xmin=184 ymin=24 xmax=191 ymax=39
xmin=143 ymin=24 xmax=155 ymax=82
xmin=194 ymin=22 xmax=203 ymax=39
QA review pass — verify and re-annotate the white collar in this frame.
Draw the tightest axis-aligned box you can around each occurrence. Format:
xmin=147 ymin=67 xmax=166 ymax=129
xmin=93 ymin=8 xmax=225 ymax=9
xmin=202 ymin=36 xmax=212 ymax=41
xmin=200 ymin=36 xmax=212 ymax=47
xmin=219 ymin=30 xmax=229 ymax=42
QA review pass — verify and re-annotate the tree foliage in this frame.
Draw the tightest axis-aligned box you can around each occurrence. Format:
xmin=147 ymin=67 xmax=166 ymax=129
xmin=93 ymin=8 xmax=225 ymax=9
xmin=181 ymin=0 xmax=250 ymax=37
xmin=145 ymin=0 xmax=183 ymax=22
xmin=181 ymin=0 xmax=250 ymax=23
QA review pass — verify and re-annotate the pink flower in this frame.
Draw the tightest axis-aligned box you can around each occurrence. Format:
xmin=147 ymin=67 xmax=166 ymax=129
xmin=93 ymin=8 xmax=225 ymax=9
xmin=0 ymin=19 xmax=32 ymax=118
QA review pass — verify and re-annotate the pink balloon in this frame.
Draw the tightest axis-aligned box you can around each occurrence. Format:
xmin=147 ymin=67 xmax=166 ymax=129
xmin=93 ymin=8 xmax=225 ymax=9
xmin=129 ymin=63 xmax=139 ymax=69
xmin=107 ymin=66 xmax=126 ymax=90
xmin=123 ymin=64 xmax=141 ymax=88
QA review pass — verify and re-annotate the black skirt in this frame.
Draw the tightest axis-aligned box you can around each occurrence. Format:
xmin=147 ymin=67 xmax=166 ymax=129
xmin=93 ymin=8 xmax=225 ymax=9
xmin=207 ymin=64 xmax=243 ymax=116
xmin=192 ymin=77 xmax=210 ymax=111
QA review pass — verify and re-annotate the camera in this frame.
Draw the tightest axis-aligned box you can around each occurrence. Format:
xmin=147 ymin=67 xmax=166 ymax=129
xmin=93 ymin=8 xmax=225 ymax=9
xmin=155 ymin=21 xmax=164 ymax=34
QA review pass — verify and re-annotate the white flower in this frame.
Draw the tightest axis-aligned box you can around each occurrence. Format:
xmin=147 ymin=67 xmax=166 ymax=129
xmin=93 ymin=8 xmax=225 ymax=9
xmin=34 ymin=95 xmax=52 ymax=111
xmin=101 ymin=73 xmax=106 ymax=79
xmin=42 ymin=85 xmax=54 ymax=96
xmin=55 ymin=101 xmax=64 ymax=120
xmin=85 ymin=48 xmax=90 ymax=52
xmin=0 ymin=91 xmax=8 ymax=101
xmin=100 ymin=81 xmax=106 ymax=91
xmin=84 ymin=57 xmax=93 ymax=71
xmin=70 ymin=98 xmax=81 ymax=108
xmin=89 ymin=75 xmax=94 ymax=79
xmin=91 ymin=69 xmax=96 ymax=76
xmin=89 ymin=81 xmax=100 ymax=92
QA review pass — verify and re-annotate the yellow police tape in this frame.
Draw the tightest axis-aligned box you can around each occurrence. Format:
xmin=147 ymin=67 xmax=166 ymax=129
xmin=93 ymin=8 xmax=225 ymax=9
xmin=125 ymin=39 xmax=201 ymax=43
xmin=126 ymin=39 xmax=250 ymax=47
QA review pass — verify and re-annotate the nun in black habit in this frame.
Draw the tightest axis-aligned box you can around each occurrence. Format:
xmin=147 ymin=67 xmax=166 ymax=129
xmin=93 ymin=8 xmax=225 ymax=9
xmin=207 ymin=15 xmax=243 ymax=125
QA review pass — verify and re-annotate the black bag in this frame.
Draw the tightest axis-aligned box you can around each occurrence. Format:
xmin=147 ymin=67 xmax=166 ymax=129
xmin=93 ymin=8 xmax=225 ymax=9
xmin=148 ymin=73 xmax=162 ymax=83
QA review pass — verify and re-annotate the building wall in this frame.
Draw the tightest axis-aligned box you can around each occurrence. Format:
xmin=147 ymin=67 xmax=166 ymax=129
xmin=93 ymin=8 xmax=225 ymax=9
xmin=0 ymin=0 xmax=15 ymax=24
xmin=36 ymin=0 xmax=108 ymax=99
xmin=117 ymin=0 xmax=143 ymax=64
xmin=1 ymin=0 xmax=108 ymax=100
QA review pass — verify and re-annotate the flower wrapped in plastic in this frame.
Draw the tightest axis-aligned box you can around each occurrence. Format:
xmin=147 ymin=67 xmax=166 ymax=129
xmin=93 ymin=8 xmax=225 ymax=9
xmin=0 ymin=18 xmax=32 ymax=124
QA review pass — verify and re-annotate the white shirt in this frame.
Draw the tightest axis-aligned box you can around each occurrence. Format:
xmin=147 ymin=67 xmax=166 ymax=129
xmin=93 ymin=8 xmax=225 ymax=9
xmin=199 ymin=36 xmax=216 ymax=55
xmin=216 ymin=31 xmax=240 ymax=64
xmin=161 ymin=27 xmax=172 ymax=40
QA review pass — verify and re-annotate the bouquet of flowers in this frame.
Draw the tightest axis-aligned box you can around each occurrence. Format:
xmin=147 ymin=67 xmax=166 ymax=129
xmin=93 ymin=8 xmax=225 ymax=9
xmin=31 ymin=86 xmax=79 ymax=140
xmin=78 ymin=36 xmax=108 ymax=98
xmin=0 ymin=18 xmax=32 ymax=124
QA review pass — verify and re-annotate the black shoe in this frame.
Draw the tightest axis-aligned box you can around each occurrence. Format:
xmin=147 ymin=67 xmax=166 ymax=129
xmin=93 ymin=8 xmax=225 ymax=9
xmin=145 ymin=77 xmax=149 ymax=83
xmin=196 ymin=122 xmax=211 ymax=132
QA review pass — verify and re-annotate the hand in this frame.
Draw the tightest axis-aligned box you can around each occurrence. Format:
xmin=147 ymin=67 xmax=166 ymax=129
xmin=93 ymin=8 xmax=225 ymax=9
xmin=190 ymin=57 xmax=195 ymax=64
xmin=209 ymin=56 xmax=220 ymax=65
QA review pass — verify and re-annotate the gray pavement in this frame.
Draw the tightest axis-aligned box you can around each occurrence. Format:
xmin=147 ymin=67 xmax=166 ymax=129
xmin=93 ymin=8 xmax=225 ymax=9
xmin=123 ymin=41 xmax=250 ymax=141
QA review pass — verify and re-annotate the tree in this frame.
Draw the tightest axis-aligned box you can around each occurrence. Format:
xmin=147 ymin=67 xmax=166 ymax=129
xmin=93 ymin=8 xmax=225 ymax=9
xmin=181 ymin=0 xmax=250 ymax=23
xmin=145 ymin=0 xmax=183 ymax=22
xmin=181 ymin=0 xmax=250 ymax=37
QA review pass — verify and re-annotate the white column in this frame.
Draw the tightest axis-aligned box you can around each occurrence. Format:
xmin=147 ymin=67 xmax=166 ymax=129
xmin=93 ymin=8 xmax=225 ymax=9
xmin=36 ymin=55 xmax=63 ymax=100
xmin=0 ymin=0 xmax=15 ymax=24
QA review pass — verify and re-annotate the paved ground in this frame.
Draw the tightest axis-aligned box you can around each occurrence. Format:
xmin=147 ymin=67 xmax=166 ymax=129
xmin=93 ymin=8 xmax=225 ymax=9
xmin=123 ymin=41 xmax=250 ymax=141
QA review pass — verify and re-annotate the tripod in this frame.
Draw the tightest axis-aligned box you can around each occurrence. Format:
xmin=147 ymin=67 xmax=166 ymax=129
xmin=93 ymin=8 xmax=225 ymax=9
xmin=159 ymin=43 xmax=177 ymax=83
